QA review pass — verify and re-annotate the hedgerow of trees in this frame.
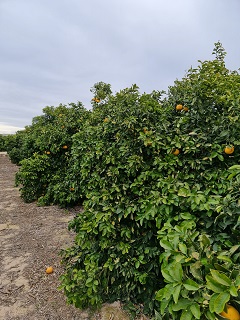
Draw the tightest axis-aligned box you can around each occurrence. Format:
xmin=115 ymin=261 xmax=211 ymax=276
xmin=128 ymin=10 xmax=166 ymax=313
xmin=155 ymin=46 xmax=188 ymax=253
xmin=5 ymin=43 xmax=240 ymax=319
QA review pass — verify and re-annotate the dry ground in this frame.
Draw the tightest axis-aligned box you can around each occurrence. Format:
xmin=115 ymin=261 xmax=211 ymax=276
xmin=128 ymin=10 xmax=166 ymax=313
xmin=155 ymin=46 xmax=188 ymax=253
xmin=0 ymin=153 xmax=132 ymax=320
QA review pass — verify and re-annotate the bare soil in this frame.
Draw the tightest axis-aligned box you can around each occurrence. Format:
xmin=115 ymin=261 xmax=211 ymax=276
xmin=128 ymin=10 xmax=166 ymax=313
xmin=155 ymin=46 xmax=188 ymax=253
xmin=0 ymin=153 xmax=132 ymax=320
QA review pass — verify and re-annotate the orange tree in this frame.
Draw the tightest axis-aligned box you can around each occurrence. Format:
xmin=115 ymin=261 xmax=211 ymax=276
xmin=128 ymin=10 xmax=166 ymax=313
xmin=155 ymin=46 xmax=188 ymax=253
xmin=4 ymin=130 xmax=31 ymax=164
xmin=151 ymin=43 xmax=240 ymax=319
xmin=58 ymin=44 xmax=240 ymax=318
xmin=152 ymin=43 xmax=240 ymax=318
xmin=0 ymin=134 xmax=6 ymax=151
xmin=10 ymin=43 xmax=240 ymax=318
xmin=15 ymin=102 xmax=90 ymax=203
xmin=59 ymin=84 xmax=168 ymax=313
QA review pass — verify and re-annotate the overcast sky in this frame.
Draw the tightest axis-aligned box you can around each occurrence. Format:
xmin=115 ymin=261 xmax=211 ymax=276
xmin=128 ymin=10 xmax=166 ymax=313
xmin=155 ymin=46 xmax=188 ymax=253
xmin=0 ymin=0 xmax=240 ymax=133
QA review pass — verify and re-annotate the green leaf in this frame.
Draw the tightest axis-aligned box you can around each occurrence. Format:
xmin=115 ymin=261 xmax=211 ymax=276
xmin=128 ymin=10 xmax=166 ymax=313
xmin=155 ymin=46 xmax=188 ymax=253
xmin=180 ymin=212 xmax=193 ymax=220
xmin=190 ymin=261 xmax=202 ymax=280
xmin=172 ymin=284 xmax=182 ymax=303
xmin=154 ymin=310 xmax=163 ymax=320
xmin=160 ymin=299 xmax=169 ymax=315
xmin=200 ymin=234 xmax=210 ymax=247
xmin=183 ymin=279 xmax=200 ymax=291
xmin=236 ymin=275 xmax=240 ymax=286
xmin=85 ymin=277 xmax=93 ymax=287
xmin=179 ymin=242 xmax=188 ymax=255
xmin=190 ymin=303 xmax=201 ymax=319
xmin=175 ymin=254 xmax=186 ymax=263
xmin=168 ymin=262 xmax=183 ymax=283
xmin=172 ymin=235 xmax=180 ymax=250
xmin=210 ymin=269 xmax=231 ymax=286
xmin=213 ymin=292 xmax=230 ymax=314
xmin=206 ymin=275 xmax=228 ymax=293
xmin=160 ymin=239 xmax=173 ymax=250
xmin=178 ymin=188 xmax=190 ymax=197
xmin=217 ymin=154 xmax=224 ymax=161
xmin=172 ymin=298 xmax=192 ymax=311
xmin=180 ymin=309 xmax=193 ymax=320
xmin=206 ymin=310 xmax=217 ymax=320
xmin=229 ymin=244 xmax=240 ymax=256
xmin=161 ymin=269 xmax=174 ymax=283
xmin=209 ymin=293 xmax=219 ymax=313
xmin=163 ymin=284 xmax=175 ymax=300
xmin=229 ymin=165 xmax=240 ymax=170
xmin=229 ymin=285 xmax=238 ymax=297
xmin=217 ymin=255 xmax=232 ymax=263
xmin=213 ymin=263 xmax=229 ymax=273
xmin=155 ymin=288 xmax=165 ymax=301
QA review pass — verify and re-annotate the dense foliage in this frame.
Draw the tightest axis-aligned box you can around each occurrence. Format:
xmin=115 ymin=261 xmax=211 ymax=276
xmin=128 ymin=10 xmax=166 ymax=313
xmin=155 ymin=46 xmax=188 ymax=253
xmin=0 ymin=134 xmax=6 ymax=151
xmin=7 ymin=43 xmax=240 ymax=319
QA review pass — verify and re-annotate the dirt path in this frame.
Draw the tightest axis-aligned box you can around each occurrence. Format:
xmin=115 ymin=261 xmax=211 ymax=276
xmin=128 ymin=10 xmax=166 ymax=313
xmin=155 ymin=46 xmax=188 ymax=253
xmin=0 ymin=153 xmax=130 ymax=320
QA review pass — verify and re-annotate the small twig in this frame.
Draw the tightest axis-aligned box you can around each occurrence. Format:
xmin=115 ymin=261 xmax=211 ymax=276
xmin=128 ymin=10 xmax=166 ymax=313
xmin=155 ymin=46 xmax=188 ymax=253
xmin=13 ymin=284 xmax=24 ymax=292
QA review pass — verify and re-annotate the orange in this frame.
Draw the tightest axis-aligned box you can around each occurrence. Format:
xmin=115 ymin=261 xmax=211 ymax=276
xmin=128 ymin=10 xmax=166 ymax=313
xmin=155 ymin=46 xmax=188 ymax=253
xmin=176 ymin=104 xmax=183 ymax=111
xmin=183 ymin=106 xmax=189 ymax=112
xmin=172 ymin=149 xmax=180 ymax=156
xmin=46 ymin=151 xmax=51 ymax=155
xmin=70 ymin=187 xmax=74 ymax=191
xmin=62 ymin=145 xmax=68 ymax=149
xmin=92 ymin=98 xmax=100 ymax=102
xmin=46 ymin=266 xmax=53 ymax=274
xmin=103 ymin=118 xmax=109 ymax=123
xmin=224 ymin=146 xmax=234 ymax=155
xmin=220 ymin=304 xmax=240 ymax=320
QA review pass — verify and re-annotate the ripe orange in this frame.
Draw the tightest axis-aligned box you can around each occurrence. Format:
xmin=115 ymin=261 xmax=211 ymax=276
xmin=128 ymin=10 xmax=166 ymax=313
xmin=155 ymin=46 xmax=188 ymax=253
xmin=46 ymin=151 xmax=51 ymax=155
xmin=70 ymin=187 xmax=74 ymax=191
xmin=92 ymin=98 xmax=100 ymax=102
xmin=176 ymin=104 xmax=183 ymax=111
xmin=220 ymin=304 xmax=240 ymax=320
xmin=62 ymin=145 xmax=68 ymax=149
xmin=172 ymin=149 xmax=180 ymax=156
xmin=224 ymin=146 xmax=234 ymax=155
xmin=183 ymin=106 xmax=189 ymax=112
xmin=46 ymin=266 xmax=53 ymax=274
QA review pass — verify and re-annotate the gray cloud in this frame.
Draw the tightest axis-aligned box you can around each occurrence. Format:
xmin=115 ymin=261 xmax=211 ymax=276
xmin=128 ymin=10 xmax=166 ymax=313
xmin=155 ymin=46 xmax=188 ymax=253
xmin=1 ymin=0 xmax=240 ymax=133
